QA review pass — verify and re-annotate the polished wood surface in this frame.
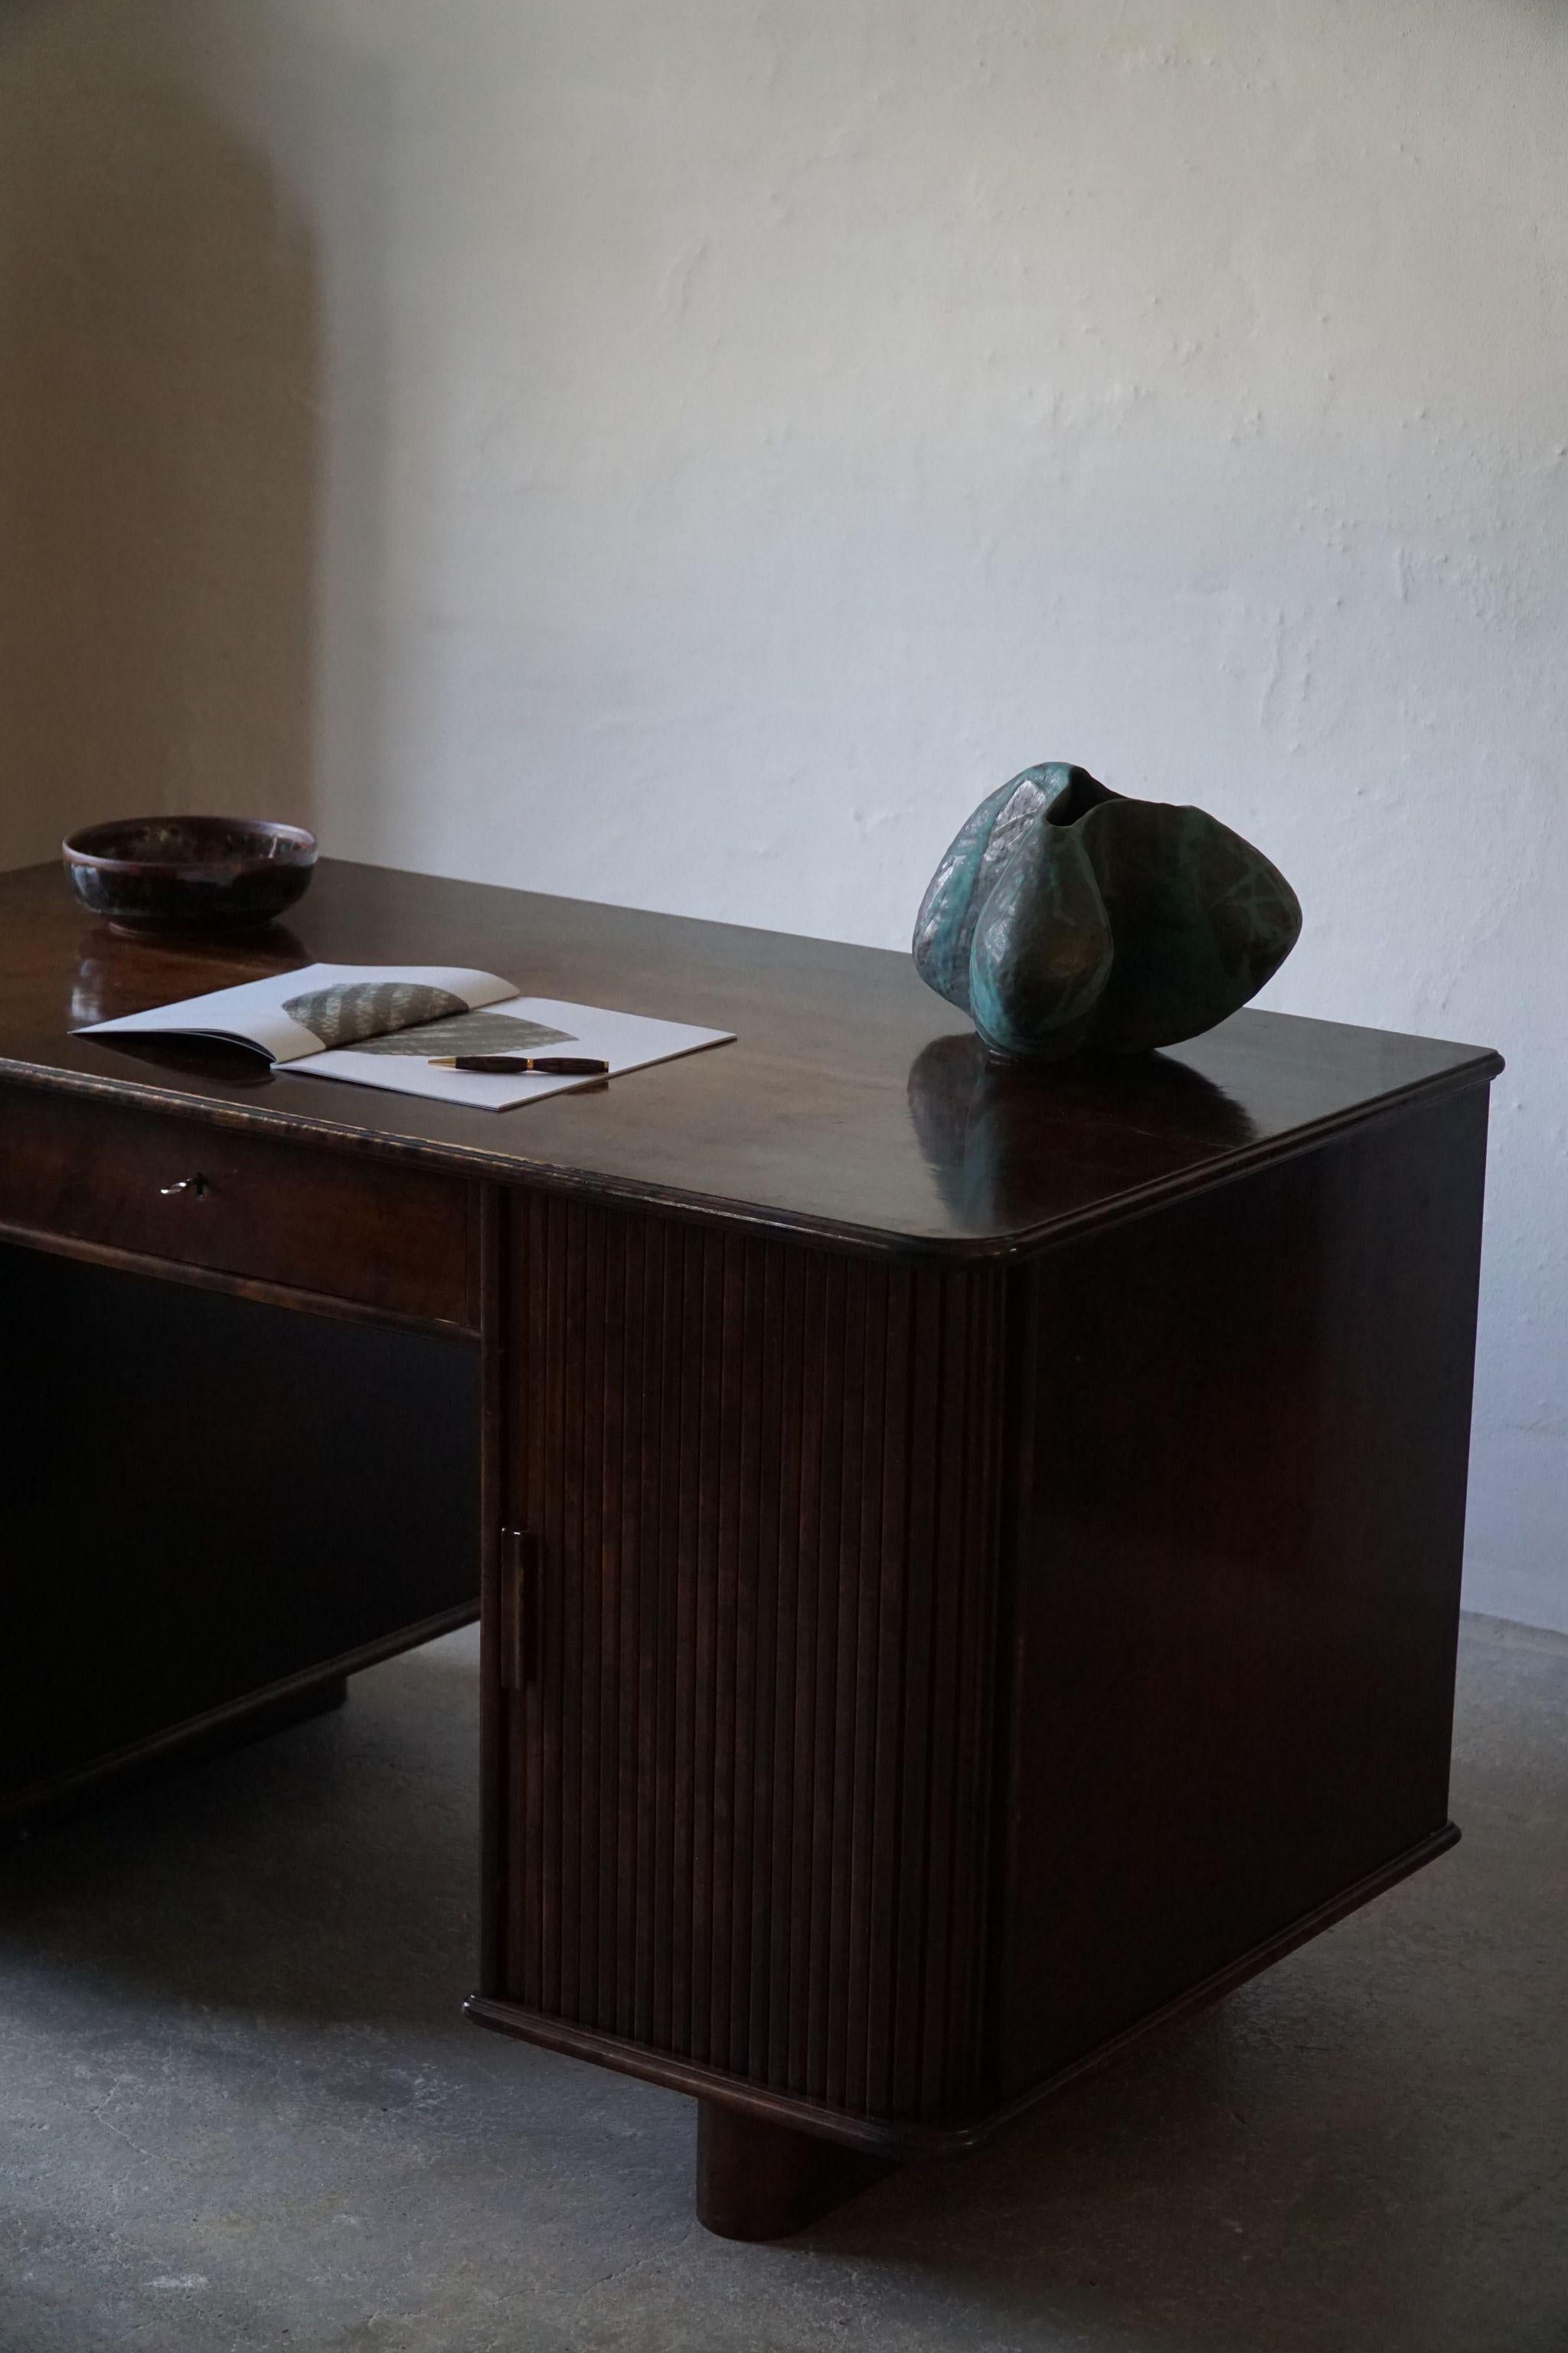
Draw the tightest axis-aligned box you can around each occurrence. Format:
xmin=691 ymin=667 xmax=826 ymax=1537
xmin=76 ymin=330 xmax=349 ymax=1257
xmin=0 ymin=1080 xmax=476 ymax=1332
xmin=484 ymin=1194 xmax=1004 ymax=2128
xmin=468 ymin=1077 xmax=1493 ymax=2168
xmin=0 ymin=858 xmax=1498 ymax=1252
xmin=0 ymin=852 xmax=1501 ymax=2236
xmin=995 ymin=1083 xmax=1491 ymax=2096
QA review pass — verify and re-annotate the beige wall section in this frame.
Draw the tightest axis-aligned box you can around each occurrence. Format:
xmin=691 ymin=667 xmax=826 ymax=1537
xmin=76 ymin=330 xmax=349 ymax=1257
xmin=2 ymin=0 xmax=1566 ymax=1629
xmin=0 ymin=6 xmax=318 ymax=859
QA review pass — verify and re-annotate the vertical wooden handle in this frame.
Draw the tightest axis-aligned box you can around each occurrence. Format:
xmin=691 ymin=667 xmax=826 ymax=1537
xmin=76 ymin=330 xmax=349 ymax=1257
xmin=500 ymin=1528 xmax=540 ymax=1691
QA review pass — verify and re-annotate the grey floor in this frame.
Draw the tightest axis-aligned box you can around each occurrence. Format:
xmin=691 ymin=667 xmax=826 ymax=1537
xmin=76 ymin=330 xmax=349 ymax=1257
xmin=2 ymin=1618 xmax=1565 ymax=2353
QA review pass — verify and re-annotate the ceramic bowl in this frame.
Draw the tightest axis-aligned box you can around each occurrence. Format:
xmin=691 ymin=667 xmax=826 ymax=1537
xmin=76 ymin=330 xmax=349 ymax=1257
xmin=62 ymin=815 xmax=318 ymax=936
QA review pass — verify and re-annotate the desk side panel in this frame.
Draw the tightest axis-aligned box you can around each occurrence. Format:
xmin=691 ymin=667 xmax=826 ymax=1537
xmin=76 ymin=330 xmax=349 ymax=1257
xmin=0 ymin=1245 xmax=479 ymax=1810
xmin=486 ymin=1198 xmax=1007 ymax=2131
xmin=993 ymin=1083 xmax=1492 ymax=2097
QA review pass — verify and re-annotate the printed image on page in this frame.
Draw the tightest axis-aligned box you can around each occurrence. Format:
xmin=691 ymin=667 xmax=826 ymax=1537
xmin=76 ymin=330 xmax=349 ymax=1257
xmin=75 ymin=964 xmax=518 ymax=1061
xmin=347 ymin=1008 xmax=576 ymax=1057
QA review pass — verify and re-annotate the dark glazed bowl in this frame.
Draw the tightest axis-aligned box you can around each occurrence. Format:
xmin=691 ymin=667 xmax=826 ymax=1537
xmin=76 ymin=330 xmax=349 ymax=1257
xmin=62 ymin=815 xmax=318 ymax=936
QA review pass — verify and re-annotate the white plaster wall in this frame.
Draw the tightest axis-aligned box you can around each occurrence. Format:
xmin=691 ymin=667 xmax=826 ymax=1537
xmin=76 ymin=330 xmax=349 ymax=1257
xmin=3 ymin=0 xmax=1566 ymax=1626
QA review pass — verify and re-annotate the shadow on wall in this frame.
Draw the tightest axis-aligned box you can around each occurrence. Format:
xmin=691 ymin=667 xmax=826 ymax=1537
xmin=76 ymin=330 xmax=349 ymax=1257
xmin=0 ymin=16 xmax=318 ymax=871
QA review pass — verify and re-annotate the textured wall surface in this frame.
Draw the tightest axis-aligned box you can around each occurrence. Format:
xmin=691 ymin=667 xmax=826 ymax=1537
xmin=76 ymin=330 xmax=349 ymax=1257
xmin=2 ymin=0 xmax=1565 ymax=1626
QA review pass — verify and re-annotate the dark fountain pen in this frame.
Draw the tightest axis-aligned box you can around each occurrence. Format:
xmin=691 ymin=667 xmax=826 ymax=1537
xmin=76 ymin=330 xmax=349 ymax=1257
xmin=427 ymin=1054 xmax=611 ymax=1076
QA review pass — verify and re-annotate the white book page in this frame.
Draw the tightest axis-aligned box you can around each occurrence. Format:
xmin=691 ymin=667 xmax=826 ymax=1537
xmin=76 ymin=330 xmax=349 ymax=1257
xmin=292 ymin=995 xmax=733 ymax=1110
xmin=76 ymin=964 xmax=518 ymax=1063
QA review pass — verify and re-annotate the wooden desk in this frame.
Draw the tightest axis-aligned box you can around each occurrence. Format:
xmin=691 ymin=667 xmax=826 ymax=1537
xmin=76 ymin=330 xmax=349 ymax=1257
xmin=0 ymin=858 xmax=1500 ymax=2238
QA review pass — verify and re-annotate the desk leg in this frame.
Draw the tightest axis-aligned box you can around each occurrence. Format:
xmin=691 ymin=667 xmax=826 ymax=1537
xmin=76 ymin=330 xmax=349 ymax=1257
xmin=694 ymin=2103 xmax=902 ymax=2240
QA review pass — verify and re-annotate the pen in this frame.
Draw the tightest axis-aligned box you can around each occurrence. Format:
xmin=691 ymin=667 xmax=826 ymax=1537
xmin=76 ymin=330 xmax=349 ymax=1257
xmin=427 ymin=1054 xmax=611 ymax=1076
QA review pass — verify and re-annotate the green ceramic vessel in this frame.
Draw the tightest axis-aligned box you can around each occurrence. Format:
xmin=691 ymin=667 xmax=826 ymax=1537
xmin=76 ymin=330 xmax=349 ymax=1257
xmin=912 ymin=763 xmax=1302 ymax=1061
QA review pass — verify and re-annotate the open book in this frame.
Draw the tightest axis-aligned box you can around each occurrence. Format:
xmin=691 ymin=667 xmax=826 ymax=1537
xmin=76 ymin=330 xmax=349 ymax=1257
xmin=76 ymin=964 xmax=733 ymax=1110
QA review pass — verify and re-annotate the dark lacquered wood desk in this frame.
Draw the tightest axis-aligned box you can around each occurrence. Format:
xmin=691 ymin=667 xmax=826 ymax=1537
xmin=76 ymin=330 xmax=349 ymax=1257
xmin=0 ymin=857 xmax=1500 ymax=2237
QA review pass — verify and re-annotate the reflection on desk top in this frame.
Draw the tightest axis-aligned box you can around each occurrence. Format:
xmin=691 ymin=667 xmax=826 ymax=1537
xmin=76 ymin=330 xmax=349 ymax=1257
xmin=0 ymin=859 xmax=1503 ymax=1259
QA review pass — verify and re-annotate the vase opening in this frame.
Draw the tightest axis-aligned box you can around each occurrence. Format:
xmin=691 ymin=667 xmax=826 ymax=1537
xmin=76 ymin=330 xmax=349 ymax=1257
xmin=1044 ymin=768 xmax=1119 ymax=827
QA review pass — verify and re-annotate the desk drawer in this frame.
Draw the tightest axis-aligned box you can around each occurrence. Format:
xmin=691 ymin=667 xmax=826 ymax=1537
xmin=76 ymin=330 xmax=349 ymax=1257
xmin=0 ymin=1086 xmax=474 ymax=1328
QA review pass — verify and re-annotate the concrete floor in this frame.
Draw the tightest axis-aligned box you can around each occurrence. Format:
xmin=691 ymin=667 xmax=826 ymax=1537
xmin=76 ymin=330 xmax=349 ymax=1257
xmin=1 ymin=1617 xmax=1564 ymax=2353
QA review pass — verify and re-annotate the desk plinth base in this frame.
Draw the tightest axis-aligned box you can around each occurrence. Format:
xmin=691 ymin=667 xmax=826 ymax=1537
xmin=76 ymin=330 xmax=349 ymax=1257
xmin=2 ymin=1674 xmax=349 ymax=1835
xmin=694 ymin=2103 xmax=901 ymax=2240
xmin=469 ymin=1820 xmax=1462 ymax=2234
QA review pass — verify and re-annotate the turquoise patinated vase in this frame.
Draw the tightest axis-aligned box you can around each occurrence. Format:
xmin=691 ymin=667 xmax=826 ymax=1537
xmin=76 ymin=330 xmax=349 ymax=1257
xmin=911 ymin=762 xmax=1302 ymax=1061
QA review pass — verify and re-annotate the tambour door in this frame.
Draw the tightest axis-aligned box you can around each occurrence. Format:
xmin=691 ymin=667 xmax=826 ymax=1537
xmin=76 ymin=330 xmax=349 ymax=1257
xmin=485 ymin=1190 xmax=1009 ymax=2131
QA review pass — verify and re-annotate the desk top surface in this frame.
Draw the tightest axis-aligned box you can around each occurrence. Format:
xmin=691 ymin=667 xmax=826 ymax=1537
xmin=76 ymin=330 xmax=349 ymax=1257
xmin=0 ymin=858 xmax=1501 ymax=1257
